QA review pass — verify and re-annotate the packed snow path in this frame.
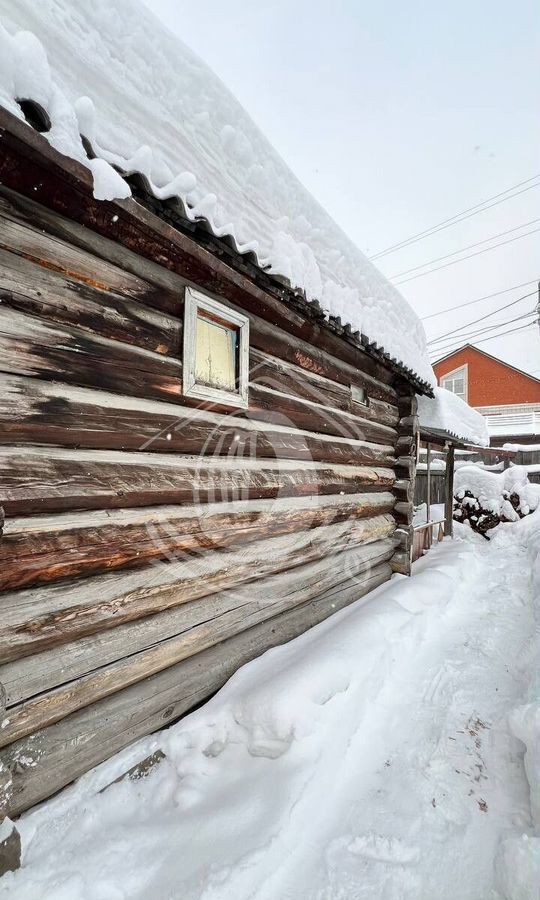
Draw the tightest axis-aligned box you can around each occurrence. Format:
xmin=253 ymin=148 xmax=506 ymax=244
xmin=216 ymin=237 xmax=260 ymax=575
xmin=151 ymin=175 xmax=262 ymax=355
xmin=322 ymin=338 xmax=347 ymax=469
xmin=3 ymin=520 xmax=537 ymax=900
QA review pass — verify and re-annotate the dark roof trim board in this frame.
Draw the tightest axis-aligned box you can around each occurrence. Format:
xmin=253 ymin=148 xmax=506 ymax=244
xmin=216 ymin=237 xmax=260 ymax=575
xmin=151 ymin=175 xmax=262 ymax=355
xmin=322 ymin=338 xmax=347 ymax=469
xmin=432 ymin=343 xmax=540 ymax=385
xmin=0 ymin=106 xmax=433 ymax=394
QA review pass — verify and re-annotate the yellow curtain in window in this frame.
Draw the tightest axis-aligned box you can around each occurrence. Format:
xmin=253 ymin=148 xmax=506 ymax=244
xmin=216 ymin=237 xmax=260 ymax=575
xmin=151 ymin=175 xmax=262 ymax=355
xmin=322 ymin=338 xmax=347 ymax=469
xmin=195 ymin=316 xmax=237 ymax=390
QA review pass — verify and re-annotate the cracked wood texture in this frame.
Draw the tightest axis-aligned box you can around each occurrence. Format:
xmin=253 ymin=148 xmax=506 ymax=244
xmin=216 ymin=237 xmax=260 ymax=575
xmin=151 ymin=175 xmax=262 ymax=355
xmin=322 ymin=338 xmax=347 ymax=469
xmin=0 ymin=158 xmax=417 ymax=819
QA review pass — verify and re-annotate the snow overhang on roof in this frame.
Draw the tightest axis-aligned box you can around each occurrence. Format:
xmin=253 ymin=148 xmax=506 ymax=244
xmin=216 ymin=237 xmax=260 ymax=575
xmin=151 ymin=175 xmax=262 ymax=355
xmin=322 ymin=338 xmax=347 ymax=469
xmin=417 ymin=387 xmax=490 ymax=448
xmin=0 ymin=0 xmax=435 ymax=392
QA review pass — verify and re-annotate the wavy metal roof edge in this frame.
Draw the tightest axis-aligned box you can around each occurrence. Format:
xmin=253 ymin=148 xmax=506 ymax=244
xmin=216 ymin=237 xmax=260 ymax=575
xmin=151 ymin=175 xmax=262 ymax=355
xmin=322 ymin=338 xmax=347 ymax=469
xmin=115 ymin=167 xmax=434 ymax=396
xmin=0 ymin=104 xmax=433 ymax=394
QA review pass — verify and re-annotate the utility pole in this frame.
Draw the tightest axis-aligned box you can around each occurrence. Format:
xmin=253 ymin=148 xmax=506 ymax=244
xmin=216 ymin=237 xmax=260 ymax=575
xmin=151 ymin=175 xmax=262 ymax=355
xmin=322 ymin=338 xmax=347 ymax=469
xmin=537 ymin=282 xmax=540 ymax=335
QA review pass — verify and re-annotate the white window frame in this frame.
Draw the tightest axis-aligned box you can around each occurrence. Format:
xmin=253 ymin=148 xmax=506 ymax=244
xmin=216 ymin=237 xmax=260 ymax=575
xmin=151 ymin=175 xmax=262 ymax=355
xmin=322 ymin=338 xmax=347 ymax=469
xmin=183 ymin=286 xmax=250 ymax=408
xmin=440 ymin=364 xmax=468 ymax=402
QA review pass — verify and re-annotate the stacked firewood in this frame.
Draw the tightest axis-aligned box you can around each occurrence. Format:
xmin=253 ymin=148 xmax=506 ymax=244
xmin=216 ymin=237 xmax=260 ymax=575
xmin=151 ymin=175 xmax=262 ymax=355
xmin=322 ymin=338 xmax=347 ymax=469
xmin=453 ymin=489 xmax=527 ymax=539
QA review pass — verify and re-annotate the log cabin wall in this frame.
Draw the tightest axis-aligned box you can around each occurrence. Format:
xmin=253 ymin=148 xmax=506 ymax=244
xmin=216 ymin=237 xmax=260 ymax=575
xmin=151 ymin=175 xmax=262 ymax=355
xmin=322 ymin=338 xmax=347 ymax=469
xmin=0 ymin=159 xmax=417 ymax=817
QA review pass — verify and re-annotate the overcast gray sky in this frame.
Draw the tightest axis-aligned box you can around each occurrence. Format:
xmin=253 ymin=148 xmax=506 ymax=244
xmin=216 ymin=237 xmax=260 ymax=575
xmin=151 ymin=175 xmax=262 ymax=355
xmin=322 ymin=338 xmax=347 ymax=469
xmin=144 ymin=0 xmax=539 ymax=376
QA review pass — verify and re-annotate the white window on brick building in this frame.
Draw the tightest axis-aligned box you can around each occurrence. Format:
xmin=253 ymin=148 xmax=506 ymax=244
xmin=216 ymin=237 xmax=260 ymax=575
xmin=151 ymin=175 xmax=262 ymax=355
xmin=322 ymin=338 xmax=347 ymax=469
xmin=441 ymin=365 xmax=468 ymax=402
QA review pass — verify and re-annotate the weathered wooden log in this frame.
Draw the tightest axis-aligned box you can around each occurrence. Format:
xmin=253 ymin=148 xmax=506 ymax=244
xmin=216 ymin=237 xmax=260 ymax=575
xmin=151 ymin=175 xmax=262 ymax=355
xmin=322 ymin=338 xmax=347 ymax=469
xmin=392 ymin=478 xmax=414 ymax=503
xmin=397 ymin=394 xmax=418 ymax=418
xmin=395 ymin=434 xmax=416 ymax=456
xmin=99 ymin=750 xmax=167 ymax=794
xmin=0 ymin=161 xmax=399 ymax=401
xmin=0 ymin=372 xmax=398 ymax=456
xmin=0 ymin=820 xmax=21 ymax=876
xmin=0 ymin=302 xmax=399 ymax=419
xmin=0 ymin=515 xmax=397 ymax=666
xmin=390 ymin=548 xmax=411 ymax=575
xmin=0 ymin=446 xmax=395 ymax=516
xmin=0 ymin=491 xmax=396 ymax=591
xmin=1 ymin=562 xmax=391 ymax=817
xmin=0 ymin=539 xmax=397 ymax=745
xmin=394 ymin=501 xmax=414 ymax=526
xmin=393 ymin=526 xmax=413 ymax=549
xmin=395 ymin=455 xmax=415 ymax=479
xmin=0 ymin=375 xmax=396 ymax=467
xmin=0 ymin=246 xmax=182 ymax=354
xmin=0 ymin=188 xmax=187 ymax=313
xmin=0 ymin=311 xmax=398 ymax=445
xmin=0 ymin=202 xmax=400 ymax=425
xmin=0 ymin=305 xmax=184 ymax=406
xmin=0 ymin=204 xmax=182 ymax=314
xmin=248 ymin=384 xmax=398 ymax=438
xmin=249 ymin=351 xmax=399 ymax=427
xmin=397 ymin=415 xmax=419 ymax=436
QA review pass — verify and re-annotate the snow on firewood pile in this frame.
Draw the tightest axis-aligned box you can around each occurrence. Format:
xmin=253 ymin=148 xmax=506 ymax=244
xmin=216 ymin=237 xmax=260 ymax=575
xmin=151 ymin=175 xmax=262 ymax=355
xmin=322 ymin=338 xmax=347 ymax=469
xmin=2 ymin=511 xmax=540 ymax=899
xmin=0 ymin=0 xmax=434 ymax=388
xmin=454 ymin=464 xmax=540 ymax=538
xmin=417 ymin=386 xmax=490 ymax=447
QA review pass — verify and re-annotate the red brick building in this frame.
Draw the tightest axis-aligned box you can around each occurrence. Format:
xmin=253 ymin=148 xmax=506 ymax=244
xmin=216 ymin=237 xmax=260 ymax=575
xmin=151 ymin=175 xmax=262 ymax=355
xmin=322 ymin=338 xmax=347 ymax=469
xmin=433 ymin=344 xmax=540 ymax=445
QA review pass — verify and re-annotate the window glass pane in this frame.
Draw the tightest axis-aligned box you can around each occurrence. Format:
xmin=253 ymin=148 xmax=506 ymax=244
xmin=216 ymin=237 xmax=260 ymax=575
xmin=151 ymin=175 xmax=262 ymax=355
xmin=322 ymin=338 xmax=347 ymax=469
xmin=195 ymin=314 xmax=238 ymax=391
xmin=442 ymin=370 xmax=465 ymax=397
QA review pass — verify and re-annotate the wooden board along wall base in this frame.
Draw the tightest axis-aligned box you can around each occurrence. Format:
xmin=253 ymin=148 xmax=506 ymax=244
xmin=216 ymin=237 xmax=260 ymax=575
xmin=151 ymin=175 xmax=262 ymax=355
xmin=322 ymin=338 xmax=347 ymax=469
xmin=1 ymin=562 xmax=391 ymax=818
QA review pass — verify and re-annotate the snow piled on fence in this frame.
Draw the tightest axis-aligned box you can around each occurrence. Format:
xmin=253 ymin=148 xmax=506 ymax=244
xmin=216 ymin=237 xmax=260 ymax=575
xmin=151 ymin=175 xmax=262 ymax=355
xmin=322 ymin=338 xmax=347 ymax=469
xmin=0 ymin=0 xmax=434 ymax=387
xmin=417 ymin=386 xmax=490 ymax=446
xmin=455 ymin=464 xmax=540 ymax=519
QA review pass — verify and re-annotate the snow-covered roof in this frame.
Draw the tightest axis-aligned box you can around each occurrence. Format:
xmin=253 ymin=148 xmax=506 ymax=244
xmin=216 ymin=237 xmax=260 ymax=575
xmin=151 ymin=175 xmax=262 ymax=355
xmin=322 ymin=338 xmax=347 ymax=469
xmin=417 ymin=387 xmax=490 ymax=447
xmin=0 ymin=0 xmax=435 ymax=389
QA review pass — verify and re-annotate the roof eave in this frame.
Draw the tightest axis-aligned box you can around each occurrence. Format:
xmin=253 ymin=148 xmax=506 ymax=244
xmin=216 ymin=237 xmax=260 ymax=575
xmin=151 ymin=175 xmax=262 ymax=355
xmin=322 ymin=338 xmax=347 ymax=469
xmin=0 ymin=105 xmax=433 ymax=396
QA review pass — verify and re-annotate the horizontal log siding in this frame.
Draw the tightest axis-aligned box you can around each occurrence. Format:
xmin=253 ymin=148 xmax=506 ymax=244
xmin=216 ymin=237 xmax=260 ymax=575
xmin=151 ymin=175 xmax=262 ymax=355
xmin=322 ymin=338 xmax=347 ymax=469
xmin=0 ymin=492 xmax=396 ymax=592
xmin=2 ymin=563 xmax=391 ymax=817
xmin=0 ymin=184 xmax=412 ymax=818
xmin=1 ymin=515 xmax=397 ymax=666
xmin=1 ymin=538 xmax=397 ymax=744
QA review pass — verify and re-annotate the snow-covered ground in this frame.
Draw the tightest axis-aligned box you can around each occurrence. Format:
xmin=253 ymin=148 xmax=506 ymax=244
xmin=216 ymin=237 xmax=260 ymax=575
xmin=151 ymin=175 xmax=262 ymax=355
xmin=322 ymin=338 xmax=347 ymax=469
xmin=2 ymin=515 xmax=539 ymax=900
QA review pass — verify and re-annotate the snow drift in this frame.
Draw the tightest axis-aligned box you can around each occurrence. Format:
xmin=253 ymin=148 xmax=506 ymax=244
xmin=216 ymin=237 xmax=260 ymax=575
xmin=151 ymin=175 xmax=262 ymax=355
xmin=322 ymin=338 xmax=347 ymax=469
xmin=494 ymin=510 xmax=540 ymax=900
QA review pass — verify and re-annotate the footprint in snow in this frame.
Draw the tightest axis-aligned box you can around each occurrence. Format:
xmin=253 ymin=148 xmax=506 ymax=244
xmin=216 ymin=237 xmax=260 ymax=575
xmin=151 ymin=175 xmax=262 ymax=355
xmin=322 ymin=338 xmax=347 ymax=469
xmin=346 ymin=833 xmax=420 ymax=864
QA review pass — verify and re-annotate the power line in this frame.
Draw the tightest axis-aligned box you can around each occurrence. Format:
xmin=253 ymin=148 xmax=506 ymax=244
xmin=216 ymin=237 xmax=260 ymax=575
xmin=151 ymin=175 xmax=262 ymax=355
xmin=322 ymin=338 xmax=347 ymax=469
xmin=468 ymin=321 xmax=537 ymax=347
xmin=428 ymin=310 xmax=535 ymax=353
xmin=369 ymin=174 xmax=540 ymax=260
xmin=431 ymin=309 xmax=534 ymax=345
xmin=394 ymin=227 xmax=540 ymax=286
xmin=428 ymin=316 xmax=535 ymax=357
xmin=431 ymin=320 xmax=537 ymax=358
xmin=421 ymin=279 xmax=539 ymax=320
xmin=427 ymin=291 xmax=537 ymax=344
xmin=389 ymin=219 xmax=540 ymax=280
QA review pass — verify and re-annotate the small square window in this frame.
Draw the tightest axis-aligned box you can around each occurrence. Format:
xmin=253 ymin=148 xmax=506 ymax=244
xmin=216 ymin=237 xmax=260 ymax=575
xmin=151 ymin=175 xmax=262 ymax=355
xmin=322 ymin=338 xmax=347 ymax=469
xmin=183 ymin=287 xmax=249 ymax=407
xmin=351 ymin=384 xmax=369 ymax=406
